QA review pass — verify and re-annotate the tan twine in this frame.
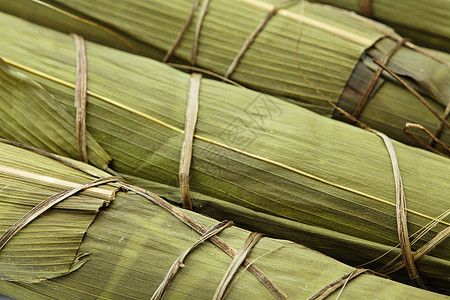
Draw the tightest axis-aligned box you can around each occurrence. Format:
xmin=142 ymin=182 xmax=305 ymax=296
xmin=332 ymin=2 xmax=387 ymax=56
xmin=213 ymin=232 xmax=264 ymax=299
xmin=225 ymin=0 xmax=298 ymax=78
xmin=370 ymin=129 xmax=425 ymax=288
xmin=72 ymin=34 xmax=89 ymax=163
xmin=179 ymin=73 xmax=202 ymax=210
xmin=373 ymin=60 xmax=450 ymax=157
xmin=151 ymin=220 xmax=233 ymax=300
xmin=308 ymin=268 xmax=375 ymax=300
xmin=163 ymin=0 xmax=200 ymax=63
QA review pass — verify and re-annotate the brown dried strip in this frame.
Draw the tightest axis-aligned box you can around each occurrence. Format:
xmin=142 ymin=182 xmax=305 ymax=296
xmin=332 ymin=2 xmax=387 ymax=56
xmin=352 ymin=39 xmax=406 ymax=119
xmin=403 ymin=123 xmax=450 ymax=158
xmin=308 ymin=269 xmax=371 ymax=300
xmin=385 ymin=226 xmax=450 ymax=275
xmin=376 ymin=209 xmax=450 ymax=273
xmin=225 ymin=0 xmax=297 ymax=78
xmin=151 ymin=220 xmax=233 ymax=300
xmin=119 ymin=182 xmax=288 ymax=299
xmin=361 ymin=209 xmax=450 ymax=270
xmin=0 ymin=176 xmax=119 ymax=251
xmin=370 ymin=129 xmax=425 ymax=288
xmin=358 ymin=0 xmax=372 ymax=18
xmin=430 ymin=102 xmax=450 ymax=147
xmin=213 ymin=232 xmax=264 ymax=300
xmin=0 ymin=138 xmax=103 ymax=178
xmin=168 ymin=63 xmax=244 ymax=87
xmin=163 ymin=0 xmax=200 ymax=63
xmin=179 ymin=73 xmax=202 ymax=210
xmin=373 ymin=60 xmax=450 ymax=129
xmin=190 ymin=0 xmax=211 ymax=66
xmin=72 ymin=34 xmax=89 ymax=163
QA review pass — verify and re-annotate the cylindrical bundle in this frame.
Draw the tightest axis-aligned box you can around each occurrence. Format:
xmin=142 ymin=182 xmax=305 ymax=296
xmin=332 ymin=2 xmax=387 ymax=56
xmin=0 ymin=0 xmax=448 ymax=154
xmin=0 ymin=142 xmax=447 ymax=299
xmin=308 ymin=0 xmax=450 ymax=51
xmin=0 ymin=13 xmax=449 ymax=291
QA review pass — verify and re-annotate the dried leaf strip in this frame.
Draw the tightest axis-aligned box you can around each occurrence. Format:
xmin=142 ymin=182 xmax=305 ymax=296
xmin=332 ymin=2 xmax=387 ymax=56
xmin=224 ymin=0 xmax=298 ymax=78
xmin=430 ymin=102 xmax=450 ymax=148
xmin=190 ymin=0 xmax=211 ymax=66
xmin=72 ymin=33 xmax=89 ymax=163
xmin=373 ymin=60 xmax=450 ymax=129
xmin=179 ymin=73 xmax=202 ymax=210
xmin=374 ymin=60 xmax=450 ymax=154
xmin=213 ymin=232 xmax=264 ymax=300
xmin=163 ymin=0 xmax=200 ymax=62
xmin=403 ymin=123 xmax=450 ymax=158
xmin=371 ymin=129 xmax=424 ymax=288
xmin=308 ymin=268 xmax=372 ymax=300
xmin=151 ymin=220 xmax=233 ymax=300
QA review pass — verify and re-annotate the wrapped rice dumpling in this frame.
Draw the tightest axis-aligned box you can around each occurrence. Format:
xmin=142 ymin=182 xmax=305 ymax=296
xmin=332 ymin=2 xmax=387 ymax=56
xmin=0 ymin=13 xmax=449 ymax=292
xmin=0 ymin=0 xmax=448 ymax=154
xmin=0 ymin=142 xmax=448 ymax=299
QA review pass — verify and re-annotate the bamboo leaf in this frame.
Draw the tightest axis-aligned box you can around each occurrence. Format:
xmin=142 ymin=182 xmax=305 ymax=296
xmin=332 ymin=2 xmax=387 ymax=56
xmin=0 ymin=142 xmax=116 ymax=282
xmin=0 ymin=59 xmax=111 ymax=169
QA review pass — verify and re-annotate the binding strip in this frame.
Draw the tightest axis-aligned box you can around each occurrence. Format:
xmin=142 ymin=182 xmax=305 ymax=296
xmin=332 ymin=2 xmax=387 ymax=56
xmin=308 ymin=268 xmax=375 ymax=300
xmin=224 ymin=0 xmax=298 ymax=78
xmin=374 ymin=60 xmax=450 ymax=153
xmin=358 ymin=0 xmax=372 ymax=18
xmin=352 ymin=38 xmax=406 ymax=120
xmin=119 ymin=182 xmax=288 ymax=299
xmin=163 ymin=0 xmax=200 ymax=63
xmin=403 ymin=123 xmax=450 ymax=158
xmin=179 ymin=73 xmax=202 ymax=210
xmin=371 ymin=129 xmax=425 ymax=288
xmin=72 ymin=34 xmax=89 ymax=163
xmin=373 ymin=60 xmax=450 ymax=129
xmin=213 ymin=232 xmax=264 ymax=300
xmin=430 ymin=102 xmax=450 ymax=147
xmin=152 ymin=220 xmax=233 ymax=300
xmin=191 ymin=0 xmax=211 ymax=66
xmin=384 ymin=226 xmax=450 ymax=275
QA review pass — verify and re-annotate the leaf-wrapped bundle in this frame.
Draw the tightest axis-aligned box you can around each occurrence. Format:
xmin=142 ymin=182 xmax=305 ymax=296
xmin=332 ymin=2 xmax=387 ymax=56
xmin=0 ymin=13 xmax=449 ymax=291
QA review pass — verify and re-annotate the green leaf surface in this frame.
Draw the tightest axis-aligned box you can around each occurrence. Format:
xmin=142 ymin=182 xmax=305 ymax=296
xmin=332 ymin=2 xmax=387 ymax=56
xmin=0 ymin=13 xmax=449 ymax=291
xmin=0 ymin=60 xmax=111 ymax=169
xmin=0 ymin=148 xmax=448 ymax=298
xmin=0 ymin=142 xmax=115 ymax=282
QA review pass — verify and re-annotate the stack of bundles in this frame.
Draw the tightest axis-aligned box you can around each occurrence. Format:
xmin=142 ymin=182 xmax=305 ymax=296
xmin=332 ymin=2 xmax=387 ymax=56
xmin=0 ymin=12 xmax=449 ymax=294
xmin=0 ymin=0 xmax=448 ymax=155
xmin=1 ymin=142 xmax=447 ymax=299
xmin=308 ymin=0 xmax=450 ymax=51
